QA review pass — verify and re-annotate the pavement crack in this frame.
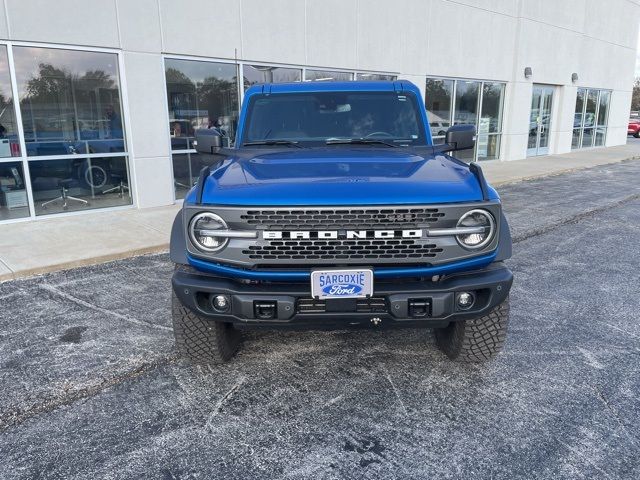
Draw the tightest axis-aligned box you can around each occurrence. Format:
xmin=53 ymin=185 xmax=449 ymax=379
xmin=512 ymin=192 xmax=640 ymax=244
xmin=206 ymin=376 xmax=246 ymax=427
xmin=381 ymin=364 xmax=408 ymax=417
xmin=39 ymin=283 xmax=171 ymax=332
xmin=591 ymin=385 xmax=640 ymax=448
xmin=0 ymin=354 xmax=178 ymax=433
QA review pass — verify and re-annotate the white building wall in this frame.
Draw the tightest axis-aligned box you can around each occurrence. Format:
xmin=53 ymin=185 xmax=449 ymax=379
xmin=0 ymin=0 xmax=637 ymax=211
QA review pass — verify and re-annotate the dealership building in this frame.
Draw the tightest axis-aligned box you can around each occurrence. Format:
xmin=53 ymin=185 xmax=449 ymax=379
xmin=0 ymin=0 xmax=638 ymax=224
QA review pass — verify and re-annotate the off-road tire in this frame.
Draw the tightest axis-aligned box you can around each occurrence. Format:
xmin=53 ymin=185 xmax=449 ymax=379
xmin=435 ymin=297 xmax=510 ymax=362
xmin=172 ymin=292 xmax=241 ymax=364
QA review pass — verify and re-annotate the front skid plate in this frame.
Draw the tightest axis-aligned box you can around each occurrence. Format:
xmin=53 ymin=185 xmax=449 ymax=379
xmin=172 ymin=264 xmax=513 ymax=328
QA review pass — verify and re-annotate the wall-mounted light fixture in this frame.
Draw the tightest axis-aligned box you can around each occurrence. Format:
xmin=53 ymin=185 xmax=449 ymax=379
xmin=571 ymin=72 xmax=579 ymax=83
xmin=524 ymin=67 xmax=532 ymax=79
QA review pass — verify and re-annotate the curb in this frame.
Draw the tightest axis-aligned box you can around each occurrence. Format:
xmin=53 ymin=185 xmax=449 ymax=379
xmin=489 ymin=154 xmax=640 ymax=186
xmin=0 ymin=244 xmax=169 ymax=284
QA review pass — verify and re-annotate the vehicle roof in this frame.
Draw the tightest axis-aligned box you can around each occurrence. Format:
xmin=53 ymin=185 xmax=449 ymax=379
xmin=244 ymin=80 xmax=421 ymax=96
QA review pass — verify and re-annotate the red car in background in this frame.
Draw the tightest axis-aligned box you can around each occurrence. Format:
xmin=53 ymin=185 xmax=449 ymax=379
xmin=629 ymin=112 xmax=640 ymax=137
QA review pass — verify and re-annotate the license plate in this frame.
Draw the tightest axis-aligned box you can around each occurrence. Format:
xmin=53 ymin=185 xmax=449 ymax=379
xmin=311 ymin=268 xmax=373 ymax=299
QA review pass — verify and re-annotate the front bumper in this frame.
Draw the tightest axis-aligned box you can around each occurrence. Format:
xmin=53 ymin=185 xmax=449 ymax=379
xmin=172 ymin=262 xmax=513 ymax=328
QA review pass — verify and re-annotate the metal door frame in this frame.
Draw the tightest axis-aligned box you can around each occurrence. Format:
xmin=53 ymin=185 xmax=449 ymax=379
xmin=527 ymin=84 xmax=554 ymax=157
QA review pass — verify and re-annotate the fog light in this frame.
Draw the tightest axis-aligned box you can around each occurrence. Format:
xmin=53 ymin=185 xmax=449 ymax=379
xmin=211 ymin=294 xmax=230 ymax=312
xmin=457 ymin=292 xmax=475 ymax=310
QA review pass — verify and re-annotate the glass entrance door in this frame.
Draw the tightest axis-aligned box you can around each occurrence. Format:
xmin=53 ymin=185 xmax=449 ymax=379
xmin=527 ymin=85 xmax=554 ymax=156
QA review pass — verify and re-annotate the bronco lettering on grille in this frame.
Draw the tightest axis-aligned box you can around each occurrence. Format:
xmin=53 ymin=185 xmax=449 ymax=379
xmin=262 ymin=229 xmax=423 ymax=240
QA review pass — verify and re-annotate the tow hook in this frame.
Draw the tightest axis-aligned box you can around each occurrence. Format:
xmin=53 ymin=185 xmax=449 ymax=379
xmin=370 ymin=317 xmax=382 ymax=326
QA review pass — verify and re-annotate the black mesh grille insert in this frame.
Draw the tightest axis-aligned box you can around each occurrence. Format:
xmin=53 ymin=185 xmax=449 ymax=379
xmin=240 ymin=208 xmax=444 ymax=230
xmin=243 ymin=239 xmax=443 ymax=261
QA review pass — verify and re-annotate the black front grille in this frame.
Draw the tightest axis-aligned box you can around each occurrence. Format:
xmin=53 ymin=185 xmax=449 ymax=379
xmin=240 ymin=208 xmax=444 ymax=230
xmin=297 ymin=297 xmax=387 ymax=313
xmin=243 ymin=239 xmax=443 ymax=261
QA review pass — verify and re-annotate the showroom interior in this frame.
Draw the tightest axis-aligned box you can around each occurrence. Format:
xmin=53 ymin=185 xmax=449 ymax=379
xmin=0 ymin=0 xmax=637 ymax=224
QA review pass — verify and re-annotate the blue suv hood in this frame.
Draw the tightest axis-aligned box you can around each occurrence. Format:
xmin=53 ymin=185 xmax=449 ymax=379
xmin=195 ymin=148 xmax=495 ymax=206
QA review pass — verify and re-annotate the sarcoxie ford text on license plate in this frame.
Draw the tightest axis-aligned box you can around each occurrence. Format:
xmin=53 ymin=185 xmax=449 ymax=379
xmin=311 ymin=268 xmax=373 ymax=299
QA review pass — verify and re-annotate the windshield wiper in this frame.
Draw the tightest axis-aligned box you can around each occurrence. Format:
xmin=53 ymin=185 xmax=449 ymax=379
xmin=243 ymin=140 xmax=303 ymax=148
xmin=325 ymin=138 xmax=398 ymax=147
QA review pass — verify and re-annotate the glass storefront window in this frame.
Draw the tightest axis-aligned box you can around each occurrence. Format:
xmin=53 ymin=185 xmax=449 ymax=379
xmin=356 ymin=73 xmax=396 ymax=81
xmin=304 ymin=69 xmax=353 ymax=82
xmin=477 ymin=83 xmax=504 ymax=161
xmin=0 ymin=46 xmax=22 ymax=220
xmin=581 ymin=127 xmax=594 ymax=148
xmin=28 ymin=156 xmax=130 ymax=215
xmin=1 ymin=45 xmax=134 ymax=220
xmin=173 ymin=152 xmax=200 ymax=200
xmin=572 ymin=88 xmax=610 ymax=150
xmin=425 ymin=78 xmax=453 ymax=143
xmin=165 ymin=58 xmax=239 ymax=199
xmin=243 ymin=65 xmax=301 ymax=91
xmin=480 ymin=83 xmax=504 ymax=134
xmin=165 ymin=58 xmax=239 ymax=150
xmin=454 ymin=81 xmax=480 ymax=126
xmin=572 ymin=129 xmax=581 ymax=149
xmin=0 ymin=161 xmax=29 ymax=220
xmin=584 ymin=90 xmax=598 ymax=128
xmin=453 ymin=80 xmax=480 ymax=162
xmin=476 ymin=135 xmax=501 ymax=161
xmin=574 ymin=88 xmax=585 ymax=129
xmin=13 ymin=47 xmax=125 ymax=156
xmin=426 ymin=77 xmax=505 ymax=160
xmin=172 ymin=151 xmax=226 ymax=200
xmin=597 ymin=91 xmax=610 ymax=126
xmin=0 ymin=47 xmax=20 ymax=158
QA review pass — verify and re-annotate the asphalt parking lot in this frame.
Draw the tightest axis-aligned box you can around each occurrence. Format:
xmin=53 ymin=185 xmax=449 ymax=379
xmin=1 ymin=158 xmax=640 ymax=479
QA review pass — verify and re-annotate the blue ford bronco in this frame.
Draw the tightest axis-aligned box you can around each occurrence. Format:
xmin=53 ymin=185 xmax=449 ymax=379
xmin=170 ymin=81 xmax=513 ymax=364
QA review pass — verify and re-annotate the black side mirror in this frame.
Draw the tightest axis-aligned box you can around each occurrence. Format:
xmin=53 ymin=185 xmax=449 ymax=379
xmin=445 ymin=124 xmax=476 ymax=151
xmin=194 ymin=128 xmax=223 ymax=154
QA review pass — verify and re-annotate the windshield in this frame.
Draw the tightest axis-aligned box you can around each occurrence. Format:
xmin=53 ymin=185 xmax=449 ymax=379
xmin=242 ymin=91 xmax=428 ymax=147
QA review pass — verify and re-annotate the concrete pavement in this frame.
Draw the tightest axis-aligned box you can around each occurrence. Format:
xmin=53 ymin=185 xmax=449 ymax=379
xmin=0 ymin=205 xmax=181 ymax=281
xmin=0 ymin=143 xmax=638 ymax=282
xmin=2 ymin=160 xmax=640 ymax=479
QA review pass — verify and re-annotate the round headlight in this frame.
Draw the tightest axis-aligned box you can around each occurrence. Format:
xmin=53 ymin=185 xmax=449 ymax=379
xmin=189 ymin=212 xmax=229 ymax=252
xmin=456 ymin=209 xmax=495 ymax=249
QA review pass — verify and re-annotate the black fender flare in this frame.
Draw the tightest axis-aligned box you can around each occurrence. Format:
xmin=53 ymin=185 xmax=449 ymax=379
xmin=495 ymin=211 xmax=513 ymax=262
xmin=170 ymin=211 xmax=188 ymax=265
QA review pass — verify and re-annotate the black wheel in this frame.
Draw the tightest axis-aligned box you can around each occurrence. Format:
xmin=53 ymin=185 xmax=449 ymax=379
xmin=634 ymin=131 xmax=639 ymax=138
xmin=172 ymin=291 xmax=241 ymax=364
xmin=80 ymin=162 xmax=109 ymax=189
xmin=435 ymin=297 xmax=510 ymax=362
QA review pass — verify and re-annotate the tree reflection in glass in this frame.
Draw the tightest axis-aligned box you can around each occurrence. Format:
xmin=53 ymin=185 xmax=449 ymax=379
xmin=13 ymin=47 xmax=125 ymax=156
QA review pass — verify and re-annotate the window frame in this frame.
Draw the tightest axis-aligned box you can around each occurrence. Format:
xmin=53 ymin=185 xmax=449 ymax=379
xmin=163 ymin=55 xmax=242 ymax=201
xmin=0 ymin=40 xmax=134 ymax=225
xmin=162 ymin=55 xmax=398 ymax=202
xmin=304 ymin=68 xmax=354 ymax=82
xmin=425 ymin=76 xmax=506 ymax=161
xmin=572 ymin=87 xmax=611 ymax=150
xmin=243 ymin=64 xmax=303 ymax=91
